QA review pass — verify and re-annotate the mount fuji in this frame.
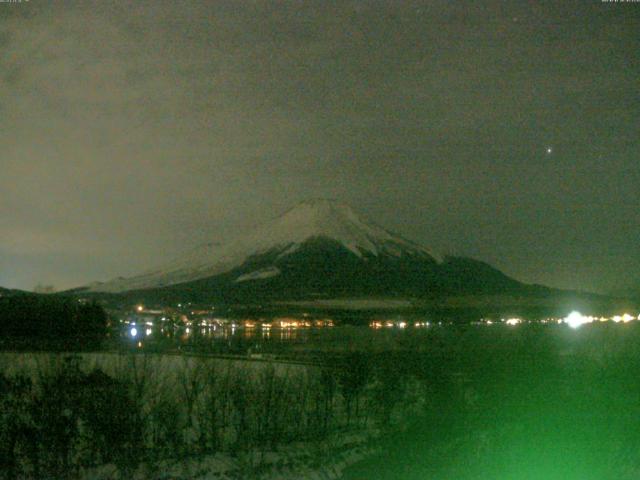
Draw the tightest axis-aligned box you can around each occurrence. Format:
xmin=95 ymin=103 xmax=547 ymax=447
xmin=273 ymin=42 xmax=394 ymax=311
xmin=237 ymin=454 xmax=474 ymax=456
xmin=84 ymin=199 xmax=531 ymax=303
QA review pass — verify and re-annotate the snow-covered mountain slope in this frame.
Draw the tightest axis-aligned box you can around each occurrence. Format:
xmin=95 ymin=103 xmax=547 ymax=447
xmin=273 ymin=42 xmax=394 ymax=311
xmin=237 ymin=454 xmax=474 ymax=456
xmin=88 ymin=200 xmax=441 ymax=293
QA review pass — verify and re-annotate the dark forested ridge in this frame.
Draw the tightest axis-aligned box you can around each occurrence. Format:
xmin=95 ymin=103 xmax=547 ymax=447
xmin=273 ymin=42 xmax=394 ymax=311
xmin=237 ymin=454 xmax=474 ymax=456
xmin=0 ymin=287 xmax=28 ymax=297
xmin=0 ymin=294 xmax=107 ymax=349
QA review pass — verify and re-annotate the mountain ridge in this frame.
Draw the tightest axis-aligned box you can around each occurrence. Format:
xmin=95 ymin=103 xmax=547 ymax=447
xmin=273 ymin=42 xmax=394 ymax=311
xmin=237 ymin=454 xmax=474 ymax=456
xmin=68 ymin=200 xmax=633 ymax=314
xmin=88 ymin=199 xmax=441 ymax=294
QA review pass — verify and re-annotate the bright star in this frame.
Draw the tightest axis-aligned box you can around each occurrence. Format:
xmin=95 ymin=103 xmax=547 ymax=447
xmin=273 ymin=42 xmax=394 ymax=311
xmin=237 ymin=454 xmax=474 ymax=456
xmin=546 ymin=147 xmax=553 ymax=154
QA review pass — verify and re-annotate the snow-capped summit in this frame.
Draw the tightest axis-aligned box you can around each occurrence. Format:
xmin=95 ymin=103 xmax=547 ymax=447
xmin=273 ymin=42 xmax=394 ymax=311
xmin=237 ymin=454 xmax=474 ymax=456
xmin=238 ymin=199 xmax=438 ymax=260
xmin=88 ymin=200 xmax=440 ymax=293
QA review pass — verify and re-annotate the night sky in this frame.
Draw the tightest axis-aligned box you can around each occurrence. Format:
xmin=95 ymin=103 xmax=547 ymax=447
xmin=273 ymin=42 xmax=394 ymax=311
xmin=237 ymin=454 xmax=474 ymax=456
xmin=1 ymin=0 xmax=639 ymax=294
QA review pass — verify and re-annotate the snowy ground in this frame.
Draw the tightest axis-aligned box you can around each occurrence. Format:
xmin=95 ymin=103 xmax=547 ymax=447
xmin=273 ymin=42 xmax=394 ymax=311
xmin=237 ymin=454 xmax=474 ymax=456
xmin=82 ymin=429 xmax=381 ymax=480
xmin=0 ymin=351 xmax=308 ymax=383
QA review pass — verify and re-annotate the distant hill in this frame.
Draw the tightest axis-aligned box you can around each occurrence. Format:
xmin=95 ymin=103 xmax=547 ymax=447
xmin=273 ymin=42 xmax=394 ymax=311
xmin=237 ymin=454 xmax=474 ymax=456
xmin=0 ymin=286 xmax=28 ymax=297
xmin=0 ymin=292 xmax=107 ymax=349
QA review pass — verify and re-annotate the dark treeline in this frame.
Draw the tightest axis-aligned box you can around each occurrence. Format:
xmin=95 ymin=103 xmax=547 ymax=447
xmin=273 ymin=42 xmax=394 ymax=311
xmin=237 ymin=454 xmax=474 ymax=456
xmin=0 ymin=295 xmax=107 ymax=349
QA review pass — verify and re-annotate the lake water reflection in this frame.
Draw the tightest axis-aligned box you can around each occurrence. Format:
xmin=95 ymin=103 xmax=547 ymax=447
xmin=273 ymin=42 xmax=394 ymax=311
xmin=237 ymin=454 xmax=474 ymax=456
xmin=113 ymin=318 xmax=432 ymax=357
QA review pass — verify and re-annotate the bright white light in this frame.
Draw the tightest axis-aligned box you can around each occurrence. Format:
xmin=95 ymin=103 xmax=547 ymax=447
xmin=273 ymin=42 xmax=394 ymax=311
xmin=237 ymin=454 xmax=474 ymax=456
xmin=145 ymin=328 xmax=152 ymax=336
xmin=398 ymin=321 xmax=407 ymax=328
xmin=546 ymin=146 xmax=553 ymax=154
xmin=565 ymin=311 xmax=589 ymax=329
xmin=130 ymin=327 xmax=138 ymax=337
xmin=505 ymin=318 xmax=521 ymax=326
xmin=612 ymin=313 xmax=634 ymax=323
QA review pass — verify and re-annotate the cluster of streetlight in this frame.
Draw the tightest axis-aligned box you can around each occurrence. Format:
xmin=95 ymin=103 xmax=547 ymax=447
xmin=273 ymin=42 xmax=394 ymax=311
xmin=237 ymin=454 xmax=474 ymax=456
xmin=369 ymin=320 xmax=433 ymax=329
xmin=563 ymin=311 xmax=638 ymax=329
xmin=478 ymin=312 xmax=640 ymax=329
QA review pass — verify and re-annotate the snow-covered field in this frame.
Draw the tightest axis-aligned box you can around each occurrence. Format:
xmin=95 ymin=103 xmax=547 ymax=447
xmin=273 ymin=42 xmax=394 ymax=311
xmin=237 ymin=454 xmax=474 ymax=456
xmin=0 ymin=351 xmax=306 ymax=383
xmin=82 ymin=429 xmax=381 ymax=480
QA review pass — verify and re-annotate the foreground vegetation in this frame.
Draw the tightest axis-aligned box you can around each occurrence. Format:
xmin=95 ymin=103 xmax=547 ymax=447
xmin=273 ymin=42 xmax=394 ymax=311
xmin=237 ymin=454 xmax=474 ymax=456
xmin=3 ymin=320 xmax=640 ymax=479
xmin=0 ymin=349 xmax=428 ymax=480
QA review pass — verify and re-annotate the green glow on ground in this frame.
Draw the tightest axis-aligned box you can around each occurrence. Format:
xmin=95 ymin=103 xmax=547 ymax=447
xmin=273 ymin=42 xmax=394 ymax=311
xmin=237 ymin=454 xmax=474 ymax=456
xmin=342 ymin=324 xmax=640 ymax=480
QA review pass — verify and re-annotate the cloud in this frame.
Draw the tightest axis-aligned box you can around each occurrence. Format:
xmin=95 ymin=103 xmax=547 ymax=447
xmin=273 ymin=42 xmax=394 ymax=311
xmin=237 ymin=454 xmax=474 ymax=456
xmin=0 ymin=1 xmax=639 ymax=292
